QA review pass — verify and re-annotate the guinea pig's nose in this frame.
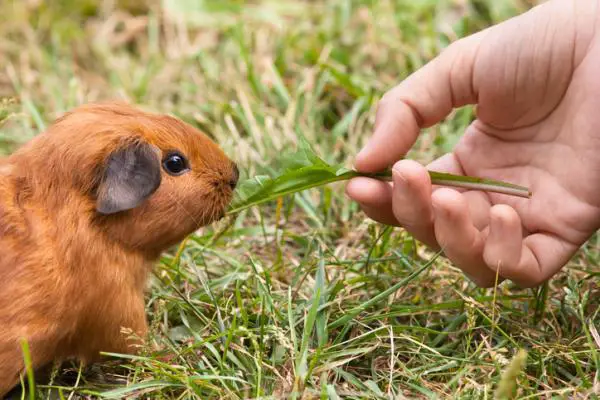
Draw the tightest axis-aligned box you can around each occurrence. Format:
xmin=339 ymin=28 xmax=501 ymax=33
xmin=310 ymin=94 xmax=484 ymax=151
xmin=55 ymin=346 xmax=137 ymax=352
xmin=229 ymin=162 xmax=239 ymax=189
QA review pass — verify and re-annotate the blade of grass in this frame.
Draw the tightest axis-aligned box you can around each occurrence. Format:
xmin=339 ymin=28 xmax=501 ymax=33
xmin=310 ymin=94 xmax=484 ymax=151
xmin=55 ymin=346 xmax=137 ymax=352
xmin=99 ymin=381 xmax=186 ymax=398
xmin=20 ymin=339 xmax=36 ymax=400
xmin=328 ymin=250 xmax=442 ymax=330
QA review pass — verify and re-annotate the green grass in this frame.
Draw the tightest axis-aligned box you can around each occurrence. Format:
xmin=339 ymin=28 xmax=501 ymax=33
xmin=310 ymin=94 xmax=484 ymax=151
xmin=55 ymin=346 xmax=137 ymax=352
xmin=1 ymin=0 xmax=599 ymax=398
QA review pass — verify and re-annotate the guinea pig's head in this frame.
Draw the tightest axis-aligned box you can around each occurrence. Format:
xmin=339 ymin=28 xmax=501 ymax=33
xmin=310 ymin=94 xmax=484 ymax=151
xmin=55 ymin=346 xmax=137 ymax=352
xmin=21 ymin=102 xmax=238 ymax=253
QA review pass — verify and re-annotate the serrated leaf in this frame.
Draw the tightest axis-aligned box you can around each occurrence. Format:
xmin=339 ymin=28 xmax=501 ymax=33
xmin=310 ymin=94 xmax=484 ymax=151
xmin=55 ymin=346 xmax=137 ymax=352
xmin=227 ymin=136 xmax=531 ymax=215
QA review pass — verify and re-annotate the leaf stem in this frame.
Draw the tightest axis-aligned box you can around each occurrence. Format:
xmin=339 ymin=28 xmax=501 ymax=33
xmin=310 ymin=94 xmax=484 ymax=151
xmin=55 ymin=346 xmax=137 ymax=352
xmin=360 ymin=170 xmax=532 ymax=199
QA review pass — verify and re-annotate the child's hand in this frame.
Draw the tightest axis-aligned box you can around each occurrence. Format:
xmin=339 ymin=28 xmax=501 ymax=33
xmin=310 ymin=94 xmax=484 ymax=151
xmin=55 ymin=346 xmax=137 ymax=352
xmin=346 ymin=0 xmax=600 ymax=288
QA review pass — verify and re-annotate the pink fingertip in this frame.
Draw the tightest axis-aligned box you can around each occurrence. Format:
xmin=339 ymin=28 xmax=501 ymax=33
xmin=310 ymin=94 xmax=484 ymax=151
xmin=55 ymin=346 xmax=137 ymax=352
xmin=345 ymin=177 xmax=392 ymax=206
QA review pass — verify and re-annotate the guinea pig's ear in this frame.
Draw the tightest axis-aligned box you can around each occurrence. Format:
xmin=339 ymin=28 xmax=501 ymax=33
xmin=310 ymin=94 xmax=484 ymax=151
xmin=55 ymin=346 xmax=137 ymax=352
xmin=96 ymin=141 xmax=162 ymax=215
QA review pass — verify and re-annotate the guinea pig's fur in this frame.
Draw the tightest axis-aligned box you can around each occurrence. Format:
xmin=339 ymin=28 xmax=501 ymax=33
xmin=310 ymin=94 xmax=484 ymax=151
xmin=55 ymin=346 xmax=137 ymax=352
xmin=0 ymin=102 xmax=238 ymax=396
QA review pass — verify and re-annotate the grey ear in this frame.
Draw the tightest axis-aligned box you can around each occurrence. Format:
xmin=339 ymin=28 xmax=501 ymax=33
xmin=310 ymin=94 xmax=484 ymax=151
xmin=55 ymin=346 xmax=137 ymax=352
xmin=96 ymin=142 xmax=162 ymax=215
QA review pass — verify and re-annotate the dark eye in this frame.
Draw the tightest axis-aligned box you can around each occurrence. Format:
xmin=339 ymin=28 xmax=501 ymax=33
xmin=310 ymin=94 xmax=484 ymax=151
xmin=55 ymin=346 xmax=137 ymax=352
xmin=162 ymin=152 xmax=189 ymax=176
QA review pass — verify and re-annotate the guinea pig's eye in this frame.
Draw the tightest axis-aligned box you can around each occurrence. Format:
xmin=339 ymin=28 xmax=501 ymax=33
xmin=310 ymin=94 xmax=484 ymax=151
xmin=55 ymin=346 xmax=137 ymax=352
xmin=162 ymin=152 xmax=189 ymax=176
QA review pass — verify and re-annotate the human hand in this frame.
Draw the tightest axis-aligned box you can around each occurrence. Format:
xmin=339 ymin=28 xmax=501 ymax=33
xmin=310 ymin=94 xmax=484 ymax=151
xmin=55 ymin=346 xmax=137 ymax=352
xmin=346 ymin=0 xmax=600 ymax=288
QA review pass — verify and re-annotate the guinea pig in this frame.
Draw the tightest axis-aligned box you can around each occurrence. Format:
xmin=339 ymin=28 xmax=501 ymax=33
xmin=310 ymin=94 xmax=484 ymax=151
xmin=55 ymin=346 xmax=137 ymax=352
xmin=0 ymin=102 xmax=238 ymax=397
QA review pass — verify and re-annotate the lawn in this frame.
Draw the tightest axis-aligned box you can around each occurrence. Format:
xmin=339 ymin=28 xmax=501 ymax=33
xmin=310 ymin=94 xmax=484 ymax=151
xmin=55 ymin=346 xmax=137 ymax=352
xmin=1 ymin=0 xmax=599 ymax=399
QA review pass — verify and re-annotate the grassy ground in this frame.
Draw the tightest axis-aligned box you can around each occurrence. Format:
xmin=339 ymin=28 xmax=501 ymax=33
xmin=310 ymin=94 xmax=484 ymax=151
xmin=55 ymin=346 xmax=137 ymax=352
xmin=1 ymin=0 xmax=599 ymax=398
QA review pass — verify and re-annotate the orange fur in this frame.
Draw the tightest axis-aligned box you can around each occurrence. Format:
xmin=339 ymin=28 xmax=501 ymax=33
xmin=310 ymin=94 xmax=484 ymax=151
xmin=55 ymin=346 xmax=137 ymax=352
xmin=0 ymin=102 xmax=237 ymax=396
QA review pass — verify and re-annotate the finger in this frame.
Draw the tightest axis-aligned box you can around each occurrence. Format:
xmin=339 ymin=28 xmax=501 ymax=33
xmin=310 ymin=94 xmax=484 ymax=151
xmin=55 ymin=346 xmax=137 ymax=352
xmin=484 ymin=206 xmax=579 ymax=287
xmin=390 ymin=160 xmax=437 ymax=248
xmin=431 ymin=188 xmax=498 ymax=287
xmin=427 ymin=153 xmax=465 ymax=177
xmin=355 ymin=33 xmax=483 ymax=173
xmin=345 ymin=177 xmax=399 ymax=226
xmin=346 ymin=154 xmax=461 ymax=230
xmin=482 ymin=205 xmax=523 ymax=272
xmin=427 ymin=153 xmax=492 ymax=230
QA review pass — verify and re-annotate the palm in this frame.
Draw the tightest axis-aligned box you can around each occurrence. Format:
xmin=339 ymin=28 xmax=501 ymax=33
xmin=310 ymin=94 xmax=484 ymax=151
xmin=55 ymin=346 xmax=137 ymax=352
xmin=451 ymin=22 xmax=600 ymax=276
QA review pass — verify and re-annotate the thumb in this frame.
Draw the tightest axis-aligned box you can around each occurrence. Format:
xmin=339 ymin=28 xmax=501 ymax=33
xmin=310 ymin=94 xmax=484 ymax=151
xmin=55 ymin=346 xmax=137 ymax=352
xmin=355 ymin=32 xmax=484 ymax=173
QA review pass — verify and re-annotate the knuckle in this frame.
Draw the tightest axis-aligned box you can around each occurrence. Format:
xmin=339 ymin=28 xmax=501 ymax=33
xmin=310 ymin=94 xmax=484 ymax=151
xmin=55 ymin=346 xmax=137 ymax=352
xmin=392 ymin=205 xmax=432 ymax=230
xmin=379 ymin=86 xmax=400 ymax=105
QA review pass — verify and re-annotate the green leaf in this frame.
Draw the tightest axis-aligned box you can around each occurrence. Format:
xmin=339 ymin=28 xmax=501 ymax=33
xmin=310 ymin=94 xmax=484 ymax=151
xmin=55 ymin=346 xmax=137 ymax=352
xmin=227 ymin=135 xmax=531 ymax=215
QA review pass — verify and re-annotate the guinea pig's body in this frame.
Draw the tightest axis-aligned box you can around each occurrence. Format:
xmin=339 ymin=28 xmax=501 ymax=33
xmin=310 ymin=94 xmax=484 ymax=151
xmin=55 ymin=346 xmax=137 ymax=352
xmin=0 ymin=103 xmax=238 ymax=396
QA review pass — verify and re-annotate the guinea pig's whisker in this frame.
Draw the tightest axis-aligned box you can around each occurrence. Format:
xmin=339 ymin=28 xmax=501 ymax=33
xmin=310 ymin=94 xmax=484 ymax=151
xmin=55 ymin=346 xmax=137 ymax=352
xmin=166 ymin=191 xmax=203 ymax=228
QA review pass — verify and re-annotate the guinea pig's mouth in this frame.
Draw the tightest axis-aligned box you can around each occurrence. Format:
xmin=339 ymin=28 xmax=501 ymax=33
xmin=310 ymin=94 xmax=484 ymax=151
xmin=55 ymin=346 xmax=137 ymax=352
xmin=203 ymin=175 xmax=236 ymax=225
xmin=205 ymin=194 xmax=233 ymax=225
xmin=214 ymin=209 xmax=226 ymax=221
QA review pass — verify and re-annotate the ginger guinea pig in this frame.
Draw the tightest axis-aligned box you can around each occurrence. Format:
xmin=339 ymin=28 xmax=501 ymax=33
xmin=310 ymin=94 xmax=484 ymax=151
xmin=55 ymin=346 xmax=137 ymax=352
xmin=0 ymin=102 xmax=238 ymax=396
